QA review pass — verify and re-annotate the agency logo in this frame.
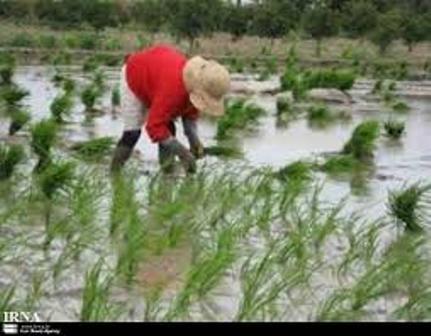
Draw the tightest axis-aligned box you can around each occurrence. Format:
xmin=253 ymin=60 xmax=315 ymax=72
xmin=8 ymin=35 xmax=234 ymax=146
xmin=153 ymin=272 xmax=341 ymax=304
xmin=3 ymin=312 xmax=41 ymax=323
xmin=2 ymin=324 xmax=18 ymax=335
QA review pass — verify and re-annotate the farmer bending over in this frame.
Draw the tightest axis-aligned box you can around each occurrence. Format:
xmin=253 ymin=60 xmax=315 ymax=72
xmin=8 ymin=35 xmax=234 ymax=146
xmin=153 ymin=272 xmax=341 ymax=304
xmin=111 ymin=44 xmax=231 ymax=174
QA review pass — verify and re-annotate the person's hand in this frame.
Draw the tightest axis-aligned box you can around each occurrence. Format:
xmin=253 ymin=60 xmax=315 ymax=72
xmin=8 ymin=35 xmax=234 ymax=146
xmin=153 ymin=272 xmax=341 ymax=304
xmin=190 ymin=139 xmax=205 ymax=159
xmin=160 ymin=137 xmax=196 ymax=174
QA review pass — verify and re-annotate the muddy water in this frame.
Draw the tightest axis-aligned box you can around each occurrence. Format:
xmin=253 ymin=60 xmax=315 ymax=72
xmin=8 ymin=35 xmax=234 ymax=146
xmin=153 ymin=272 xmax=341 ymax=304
xmin=2 ymin=66 xmax=431 ymax=321
xmin=14 ymin=66 xmax=430 ymax=219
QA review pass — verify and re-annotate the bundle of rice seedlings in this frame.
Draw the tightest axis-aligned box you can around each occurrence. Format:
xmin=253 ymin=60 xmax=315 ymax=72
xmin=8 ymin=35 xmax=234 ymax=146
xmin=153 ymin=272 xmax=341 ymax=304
xmin=30 ymin=119 xmax=58 ymax=171
xmin=50 ymin=93 xmax=73 ymax=123
xmin=0 ymin=143 xmax=24 ymax=180
xmin=8 ymin=109 xmax=31 ymax=135
xmin=388 ymin=183 xmax=431 ymax=232
xmin=71 ymin=137 xmax=115 ymax=161
xmin=384 ymin=119 xmax=405 ymax=139
xmin=342 ymin=120 xmax=380 ymax=161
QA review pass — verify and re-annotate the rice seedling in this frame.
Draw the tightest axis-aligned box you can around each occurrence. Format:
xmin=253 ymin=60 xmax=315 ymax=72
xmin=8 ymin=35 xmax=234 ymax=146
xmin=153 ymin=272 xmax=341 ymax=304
xmin=0 ymin=54 xmax=15 ymax=85
xmin=111 ymin=84 xmax=120 ymax=108
xmin=81 ymin=84 xmax=102 ymax=111
xmin=384 ymin=119 xmax=405 ymax=139
xmin=116 ymin=193 xmax=146 ymax=286
xmin=203 ymin=145 xmax=243 ymax=159
xmin=52 ymin=69 xmax=65 ymax=86
xmin=371 ymin=79 xmax=383 ymax=94
xmin=342 ymin=120 xmax=380 ymax=161
xmin=81 ymin=260 xmax=119 ymax=321
xmin=0 ymin=143 xmax=24 ymax=180
xmin=216 ymin=99 xmax=265 ymax=140
xmin=70 ymin=137 xmax=115 ymax=161
xmin=235 ymin=249 xmax=288 ymax=321
xmin=304 ymin=69 xmax=356 ymax=92
xmin=274 ymin=161 xmax=312 ymax=183
xmin=50 ymin=93 xmax=73 ymax=123
xmin=1 ymin=85 xmax=29 ymax=107
xmin=388 ymin=183 xmax=431 ymax=233
xmin=319 ymin=155 xmax=359 ymax=175
xmin=25 ymin=273 xmax=45 ymax=312
xmin=307 ymin=104 xmax=335 ymax=125
xmin=83 ymin=57 xmax=100 ymax=73
xmin=38 ymin=160 xmax=75 ymax=246
xmin=391 ymin=100 xmax=410 ymax=113
xmin=8 ymin=108 xmax=31 ymax=135
xmin=166 ymin=227 xmax=237 ymax=320
xmin=93 ymin=70 xmax=106 ymax=91
xmin=387 ymin=81 xmax=397 ymax=91
xmin=0 ymin=286 xmax=16 ymax=319
xmin=63 ymin=78 xmax=76 ymax=94
xmin=30 ymin=119 xmax=58 ymax=172
xmin=38 ymin=160 xmax=75 ymax=201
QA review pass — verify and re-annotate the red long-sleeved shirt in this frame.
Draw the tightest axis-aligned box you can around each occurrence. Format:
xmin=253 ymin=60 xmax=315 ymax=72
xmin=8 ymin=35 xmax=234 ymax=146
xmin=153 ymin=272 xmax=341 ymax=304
xmin=125 ymin=44 xmax=199 ymax=143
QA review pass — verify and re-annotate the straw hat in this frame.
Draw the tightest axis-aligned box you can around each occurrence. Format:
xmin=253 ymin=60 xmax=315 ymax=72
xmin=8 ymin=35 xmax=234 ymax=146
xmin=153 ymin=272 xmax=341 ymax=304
xmin=183 ymin=56 xmax=230 ymax=117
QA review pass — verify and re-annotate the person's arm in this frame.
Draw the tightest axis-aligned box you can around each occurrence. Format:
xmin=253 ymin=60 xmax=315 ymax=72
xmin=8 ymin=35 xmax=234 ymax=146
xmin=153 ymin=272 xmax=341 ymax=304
xmin=146 ymin=96 xmax=196 ymax=174
xmin=182 ymin=117 xmax=204 ymax=159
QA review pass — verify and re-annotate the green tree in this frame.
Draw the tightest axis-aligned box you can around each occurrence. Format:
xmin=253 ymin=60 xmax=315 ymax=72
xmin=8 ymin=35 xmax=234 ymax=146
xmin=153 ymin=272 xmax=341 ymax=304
xmin=401 ymin=15 xmax=428 ymax=52
xmin=371 ymin=10 xmax=403 ymax=54
xmin=342 ymin=0 xmax=378 ymax=38
xmin=168 ymin=0 xmax=223 ymax=52
xmin=303 ymin=1 xmax=339 ymax=57
xmin=132 ymin=0 xmax=168 ymax=41
xmin=251 ymin=0 xmax=298 ymax=43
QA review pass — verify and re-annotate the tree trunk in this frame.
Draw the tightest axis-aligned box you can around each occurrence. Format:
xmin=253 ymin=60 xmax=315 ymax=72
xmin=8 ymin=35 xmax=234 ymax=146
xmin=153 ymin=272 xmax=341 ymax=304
xmin=408 ymin=43 xmax=413 ymax=53
xmin=316 ymin=39 xmax=322 ymax=58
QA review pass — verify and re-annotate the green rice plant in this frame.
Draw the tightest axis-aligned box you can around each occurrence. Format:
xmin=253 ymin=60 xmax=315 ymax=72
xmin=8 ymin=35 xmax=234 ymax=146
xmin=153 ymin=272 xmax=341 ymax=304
xmin=235 ymin=249 xmax=288 ymax=321
xmin=81 ymin=260 xmax=119 ymax=321
xmin=38 ymin=161 xmax=75 ymax=244
xmin=50 ymin=51 xmax=72 ymax=66
xmin=81 ymin=84 xmax=101 ymax=111
xmin=307 ymin=104 xmax=335 ymax=125
xmin=0 ymin=54 xmax=16 ymax=85
xmin=371 ymin=79 xmax=383 ymax=94
xmin=83 ymin=57 xmax=100 ymax=73
xmin=0 ymin=143 xmax=24 ymax=180
xmin=111 ymin=84 xmax=120 ymax=108
xmin=50 ymin=93 xmax=73 ymax=123
xmin=116 ymin=194 xmax=146 ymax=286
xmin=342 ymin=120 xmax=380 ymax=161
xmin=391 ymin=100 xmax=410 ymax=113
xmin=30 ymin=119 xmax=58 ymax=171
xmin=387 ymin=81 xmax=397 ymax=91
xmin=25 ymin=273 xmax=44 ymax=312
xmin=1 ymin=85 xmax=29 ymax=107
xmin=303 ymin=68 xmax=356 ymax=92
xmin=0 ymin=286 xmax=16 ymax=320
xmin=70 ymin=137 xmax=115 ymax=161
xmin=384 ymin=119 xmax=405 ymax=139
xmin=382 ymin=88 xmax=395 ymax=104
xmin=393 ymin=288 xmax=431 ymax=321
xmin=203 ymin=145 xmax=243 ymax=159
xmin=388 ymin=183 xmax=431 ymax=233
xmin=216 ymin=100 xmax=265 ymax=140
xmin=228 ymin=56 xmax=245 ymax=73
xmin=166 ymin=227 xmax=237 ymax=320
xmin=320 ymin=155 xmax=359 ymax=175
xmin=38 ymin=161 xmax=75 ymax=201
xmin=275 ymin=161 xmax=312 ymax=183
xmin=38 ymin=34 xmax=58 ymax=49
xmin=63 ymin=78 xmax=76 ymax=94
xmin=9 ymin=32 xmax=34 ymax=48
xmin=8 ymin=109 xmax=31 ymax=135
xmin=52 ymin=69 xmax=65 ymax=86
xmin=93 ymin=70 xmax=106 ymax=91
xmin=77 ymin=32 xmax=100 ymax=50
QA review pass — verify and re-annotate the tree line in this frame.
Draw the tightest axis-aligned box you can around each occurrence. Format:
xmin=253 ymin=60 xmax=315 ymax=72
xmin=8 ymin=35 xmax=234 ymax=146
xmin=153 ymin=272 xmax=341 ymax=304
xmin=1 ymin=0 xmax=430 ymax=53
